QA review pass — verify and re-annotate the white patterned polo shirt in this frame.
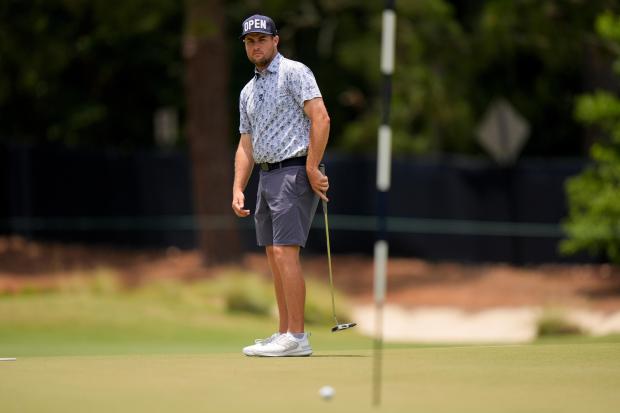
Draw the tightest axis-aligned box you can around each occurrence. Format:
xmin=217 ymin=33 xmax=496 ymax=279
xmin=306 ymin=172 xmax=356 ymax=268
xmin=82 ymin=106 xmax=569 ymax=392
xmin=239 ymin=53 xmax=322 ymax=163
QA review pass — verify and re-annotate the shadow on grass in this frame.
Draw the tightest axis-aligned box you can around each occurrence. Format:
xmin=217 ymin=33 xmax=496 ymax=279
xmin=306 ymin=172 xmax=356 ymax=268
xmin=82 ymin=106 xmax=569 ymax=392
xmin=310 ymin=354 xmax=368 ymax=358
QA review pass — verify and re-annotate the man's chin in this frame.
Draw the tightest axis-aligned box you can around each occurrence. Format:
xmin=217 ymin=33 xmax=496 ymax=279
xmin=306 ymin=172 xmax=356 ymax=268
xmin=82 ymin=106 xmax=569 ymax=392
xmin=251 ymin=54 xmax=274 ymax=68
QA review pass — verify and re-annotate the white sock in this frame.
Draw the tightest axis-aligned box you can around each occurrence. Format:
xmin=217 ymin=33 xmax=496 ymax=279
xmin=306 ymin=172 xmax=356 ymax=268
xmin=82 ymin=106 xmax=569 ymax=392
xmin=291 ymin=333 xmax=305 ymax=340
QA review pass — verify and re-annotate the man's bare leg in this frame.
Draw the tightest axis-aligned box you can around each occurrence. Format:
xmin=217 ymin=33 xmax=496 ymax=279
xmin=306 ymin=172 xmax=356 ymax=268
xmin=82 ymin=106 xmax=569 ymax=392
xmin=266 ymin=246 xmax=288 ymax=333
xmin=271 ymin=245 xmax=305 ymax=333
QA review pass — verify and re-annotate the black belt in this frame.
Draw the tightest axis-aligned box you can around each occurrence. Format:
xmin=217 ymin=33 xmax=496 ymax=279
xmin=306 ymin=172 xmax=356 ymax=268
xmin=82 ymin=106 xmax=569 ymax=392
xmin=259 ymin=156 xmax=306 ymax=172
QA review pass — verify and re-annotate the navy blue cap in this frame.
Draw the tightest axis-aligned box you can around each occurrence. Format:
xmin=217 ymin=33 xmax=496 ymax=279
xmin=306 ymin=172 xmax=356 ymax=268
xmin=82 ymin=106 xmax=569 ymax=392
xmin=240 ymin=14 xmax=278 ymax=39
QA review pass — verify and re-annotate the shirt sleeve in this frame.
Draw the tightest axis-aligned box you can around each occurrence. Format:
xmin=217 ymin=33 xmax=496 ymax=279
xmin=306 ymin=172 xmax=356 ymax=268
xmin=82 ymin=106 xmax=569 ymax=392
xmin=239 ymin=89 xmax=251 ymax=134
xmin=288 ymin=64 xmax=322 ymax=107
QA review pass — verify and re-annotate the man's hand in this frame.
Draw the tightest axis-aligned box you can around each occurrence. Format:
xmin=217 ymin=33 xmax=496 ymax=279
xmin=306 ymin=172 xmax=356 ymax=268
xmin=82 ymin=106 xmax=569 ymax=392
xmin=307 ymin=166 xmax=329 ymax=202
xmin=232 ymin=189 xmax=250 ymax=217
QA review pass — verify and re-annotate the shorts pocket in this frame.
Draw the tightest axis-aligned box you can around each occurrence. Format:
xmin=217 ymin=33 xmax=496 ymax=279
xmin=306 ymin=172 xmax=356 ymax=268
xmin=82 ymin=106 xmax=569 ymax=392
xmin=294 ymin=168 xmax=311 ymax=198
xmin=281 ymin=168 xmax=310 ymax=199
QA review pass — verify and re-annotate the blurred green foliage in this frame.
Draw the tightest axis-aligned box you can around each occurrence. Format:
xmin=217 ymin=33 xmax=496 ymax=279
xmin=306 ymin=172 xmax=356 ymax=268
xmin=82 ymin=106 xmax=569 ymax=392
xmin=0 ymin=0 xmax=183 ymax=148
xmin=334 ymin=0 xmax=619 ymax=156
xmin=217 ymin=272 xmax=274 ymax=316
xmin=0 ymin=0 xmax=619 ymax=155
xmin=536 ymin=309 xmax=583 ymax=338
xmin=562 ymin=11 xmax=620 ymax=263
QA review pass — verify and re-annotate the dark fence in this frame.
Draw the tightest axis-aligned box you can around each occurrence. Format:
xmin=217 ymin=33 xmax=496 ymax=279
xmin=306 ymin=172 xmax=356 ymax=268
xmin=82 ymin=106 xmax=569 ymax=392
xmin=3 ymin=144 xmax=195 ymax=248
xmin=1 ymin=144 xmax=590 ymax=263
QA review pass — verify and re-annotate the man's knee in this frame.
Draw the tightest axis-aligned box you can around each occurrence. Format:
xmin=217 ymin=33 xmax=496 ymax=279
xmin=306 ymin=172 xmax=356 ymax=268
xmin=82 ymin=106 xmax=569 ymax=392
xmin=271 ymin=245 xmax=300 ymax=263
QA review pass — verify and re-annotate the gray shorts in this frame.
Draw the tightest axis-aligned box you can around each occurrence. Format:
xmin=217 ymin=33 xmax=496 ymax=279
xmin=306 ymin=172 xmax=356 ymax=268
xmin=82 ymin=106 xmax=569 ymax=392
xmin=255 ymin=165 xmax=319 ymax=247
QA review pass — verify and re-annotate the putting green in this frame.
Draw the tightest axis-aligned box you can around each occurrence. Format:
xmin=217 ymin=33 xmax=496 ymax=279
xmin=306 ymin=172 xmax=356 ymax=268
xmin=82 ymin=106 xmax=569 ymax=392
xmin=2 ymin=343 xmax=619 ymax=413
xmin=1 ymin=277 xmax=619 ymax=412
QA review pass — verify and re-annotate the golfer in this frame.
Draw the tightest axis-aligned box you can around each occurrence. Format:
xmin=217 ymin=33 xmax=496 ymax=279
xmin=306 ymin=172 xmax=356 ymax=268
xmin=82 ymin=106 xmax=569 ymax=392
xmin=232 ymin=14 xmax=330 ymax=357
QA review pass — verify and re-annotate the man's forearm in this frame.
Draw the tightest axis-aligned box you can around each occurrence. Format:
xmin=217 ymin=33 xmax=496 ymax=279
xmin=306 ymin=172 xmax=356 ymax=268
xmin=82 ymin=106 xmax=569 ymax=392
xmin=306 ymin=110 xmax=330 ymax=171
xmin=233 ymin=135 xmax=254 ymax=192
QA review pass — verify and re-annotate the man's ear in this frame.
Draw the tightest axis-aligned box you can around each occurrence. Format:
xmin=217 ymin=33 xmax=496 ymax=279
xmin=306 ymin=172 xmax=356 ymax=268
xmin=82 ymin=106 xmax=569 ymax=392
xmin=273 ymin=35 xmax=280 ymax=47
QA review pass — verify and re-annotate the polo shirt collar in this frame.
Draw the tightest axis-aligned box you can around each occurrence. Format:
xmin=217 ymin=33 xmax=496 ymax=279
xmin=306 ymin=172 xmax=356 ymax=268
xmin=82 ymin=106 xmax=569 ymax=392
xmin=254 ymin=53 xmax=282 ymax=77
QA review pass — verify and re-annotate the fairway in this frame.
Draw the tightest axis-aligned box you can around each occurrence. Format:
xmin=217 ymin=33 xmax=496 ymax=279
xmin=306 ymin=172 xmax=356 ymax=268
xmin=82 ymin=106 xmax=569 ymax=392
xmin=2 ymin=342 xmax=620 ymax=413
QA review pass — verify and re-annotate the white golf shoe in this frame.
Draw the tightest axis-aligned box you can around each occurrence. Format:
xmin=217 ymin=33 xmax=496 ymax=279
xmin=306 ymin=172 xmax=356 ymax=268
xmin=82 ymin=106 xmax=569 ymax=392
xmin=252 ymin=332 xmax=312 ymax=357
xmin=242 ymin=333 xmax=281 ymax=356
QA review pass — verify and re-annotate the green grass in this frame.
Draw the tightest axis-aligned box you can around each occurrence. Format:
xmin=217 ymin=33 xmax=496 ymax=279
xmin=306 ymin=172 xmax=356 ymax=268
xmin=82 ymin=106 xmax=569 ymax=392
xmin=2 ymin=344 xmax=619 ymax=413
xmin=0 ymin=272 xmax=367 ymax=357
xmin=1 ymin=273 xmax=620 ymax=412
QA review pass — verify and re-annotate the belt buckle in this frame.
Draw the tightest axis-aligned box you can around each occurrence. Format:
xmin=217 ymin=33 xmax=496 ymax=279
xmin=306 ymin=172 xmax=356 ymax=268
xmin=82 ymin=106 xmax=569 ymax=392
xmin=260 ymin=163 xmax=269 ymax=171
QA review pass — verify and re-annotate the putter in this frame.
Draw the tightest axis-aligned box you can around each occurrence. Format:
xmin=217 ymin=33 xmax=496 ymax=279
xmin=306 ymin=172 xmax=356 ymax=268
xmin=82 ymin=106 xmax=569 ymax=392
xmin=320 ymin=164 xmax=356 ymax=333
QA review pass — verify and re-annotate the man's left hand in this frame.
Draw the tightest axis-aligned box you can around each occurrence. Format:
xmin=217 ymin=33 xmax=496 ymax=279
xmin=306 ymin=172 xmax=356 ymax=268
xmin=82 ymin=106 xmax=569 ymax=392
xmin=307 ymin=167 xmax=329 ymax=202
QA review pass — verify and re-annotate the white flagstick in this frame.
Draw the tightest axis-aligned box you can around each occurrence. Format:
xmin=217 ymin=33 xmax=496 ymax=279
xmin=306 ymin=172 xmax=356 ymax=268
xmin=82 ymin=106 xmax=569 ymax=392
xmin=373 ymin=0 xmax=396 ymax=407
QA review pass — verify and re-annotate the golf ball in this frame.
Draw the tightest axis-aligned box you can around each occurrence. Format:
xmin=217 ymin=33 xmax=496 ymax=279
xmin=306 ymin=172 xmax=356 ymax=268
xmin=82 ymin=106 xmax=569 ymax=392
xmin=319 ymin=385 xmax=335 ymax=400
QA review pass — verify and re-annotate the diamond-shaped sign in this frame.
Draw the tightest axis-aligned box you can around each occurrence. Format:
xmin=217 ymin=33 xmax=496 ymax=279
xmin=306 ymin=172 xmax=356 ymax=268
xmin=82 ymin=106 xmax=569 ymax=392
xmin=476 ymin=99 xmax=530 ymax=166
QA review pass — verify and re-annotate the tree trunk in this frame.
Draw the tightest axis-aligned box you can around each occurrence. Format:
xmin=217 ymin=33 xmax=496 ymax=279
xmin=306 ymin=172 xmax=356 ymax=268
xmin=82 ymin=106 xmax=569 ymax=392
xmin=184 ymin=0 xmax=240 ymax=265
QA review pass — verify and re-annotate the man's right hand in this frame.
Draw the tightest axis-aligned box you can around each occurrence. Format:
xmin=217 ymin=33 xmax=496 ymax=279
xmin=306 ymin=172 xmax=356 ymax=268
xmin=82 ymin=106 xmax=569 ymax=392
xmin=232 ymin=189 xmax=250 ymax=217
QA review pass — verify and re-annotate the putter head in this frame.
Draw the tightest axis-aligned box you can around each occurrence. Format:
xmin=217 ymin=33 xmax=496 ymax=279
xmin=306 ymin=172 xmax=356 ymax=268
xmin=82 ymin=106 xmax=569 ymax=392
xmin=331 ymin=323 xmax=357 ymax=332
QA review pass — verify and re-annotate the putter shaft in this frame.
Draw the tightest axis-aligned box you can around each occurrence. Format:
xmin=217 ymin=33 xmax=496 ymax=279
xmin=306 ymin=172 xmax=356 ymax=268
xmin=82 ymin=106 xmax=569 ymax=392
xmin=322 ymin=198 xmax=339 ymax=326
